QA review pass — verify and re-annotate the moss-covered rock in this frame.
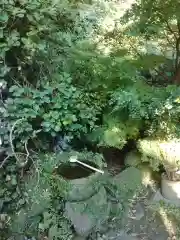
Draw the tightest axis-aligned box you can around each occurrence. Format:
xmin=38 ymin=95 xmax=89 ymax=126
xmin=124 ymin=151 xmax=142 ymax=167
xmin=65 ymin=186 xmax=110 ymax=236
xmin=66 ymin=172 xmax=103 ymax=202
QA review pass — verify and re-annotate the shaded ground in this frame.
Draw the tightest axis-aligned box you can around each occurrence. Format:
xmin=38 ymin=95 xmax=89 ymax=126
xmin=91 ymin=189 xmax=174 ymax=240
xmin=87 ymin=163 xmax=178 ymax=240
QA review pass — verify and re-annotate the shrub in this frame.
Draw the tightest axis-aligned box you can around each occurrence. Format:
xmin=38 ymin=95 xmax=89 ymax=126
xmin=1 ymin=73 xmax=104 ymax=150
xmin=0 ymin=0 xmax=86 ymax=86
xmin=138 ymin=138 xmax=180 ymax=180
xmin=88 ymin=115 xmax=140 ymax=149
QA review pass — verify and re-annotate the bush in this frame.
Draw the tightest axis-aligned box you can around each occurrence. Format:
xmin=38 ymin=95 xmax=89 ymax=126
xmin=1 ymin=0 xmax=180 ymax=238
xmin=1 ymin=73 xmax=104 ymax=149
xmin=88 ymin=115 xmax=140 ymax=149
xmin=0 ymin=0 xmax=83 ymax=85
xmin=138 ymin=138 xmax=180 ymax=180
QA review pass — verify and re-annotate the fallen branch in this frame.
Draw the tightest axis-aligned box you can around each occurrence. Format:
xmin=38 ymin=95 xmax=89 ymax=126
xmin=0 ymin=118 xmax=40 ymax=189
xmin=0 ymin=119 xmax=23 ymax=168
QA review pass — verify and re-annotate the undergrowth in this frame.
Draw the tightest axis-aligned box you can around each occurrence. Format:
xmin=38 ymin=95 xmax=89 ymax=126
xmin=1 ymin=0 xmax=180 ymax=239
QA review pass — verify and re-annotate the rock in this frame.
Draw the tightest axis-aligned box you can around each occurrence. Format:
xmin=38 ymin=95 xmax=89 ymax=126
xmin=118 ymin=236 xmax=138 ymax=240
xmin=65 ymin=186 xmax=110 ymax=237
xmin=10 ymin=209 xmax=28 ymax=233
xmin=133 ymin=203 xmax=145 ymax=221
xmin=124 ymin=151 xmax=141 ymax=167
xmin=0 ymin=213 xmax=8 ymax=222
xmin=111 ymin=167 xmax=142 ymax=200
xmin=67 ymin=171 xmax=102 ymax=202
xmin=150 ymin=232 xmax=169 ymax=240
xmin=113 ymin=167 xmax=142 ymax=189
xmin=110 ymin=202 xmax=123 ymax=217
xmin=107 ymin=167 xmax=143 ymax=228
xmin=151 ymin=189 xmax=180 ymax=207
xmin=97 ymin=221 xmax=109 ymax=234
xmin=104 ymin=230 xmax=139 ymax=240
xmin=72 ymin=235 xmax=87 ymax=240
xmin=104 ymin=230 xmax=125 ymax=239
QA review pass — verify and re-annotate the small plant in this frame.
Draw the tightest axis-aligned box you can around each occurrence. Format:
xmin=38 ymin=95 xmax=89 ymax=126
xmin=88 ymin=114 xmax=140 ymax=149
xmin=39 ymin=211 xmax=72 ymax=240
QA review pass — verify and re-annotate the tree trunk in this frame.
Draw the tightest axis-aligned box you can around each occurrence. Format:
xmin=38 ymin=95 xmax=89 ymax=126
xmin=173 ymin=64 xmax=180 ymax=84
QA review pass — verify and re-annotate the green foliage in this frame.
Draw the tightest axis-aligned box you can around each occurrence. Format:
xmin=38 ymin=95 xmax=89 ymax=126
xmin=110 ymin=80 xmax=169 ymax=120
xmin=0 ymin=0 xmax=84 ymax=85
xmin=125 ymin=150 xmax=142 ymax=167
xmin=120 ymin=0 xmax=180 ymax=78
xmin=2 ymin=73 xmax=104 ymax=147
xmin=110 ymin=80 xmax=180 ymax=138
xmin=1 ymin=0 xmax=180 ymax=238
xmin=137 ymin=138 xmax=180 ymax=180
xmin=7 ymin=150 xmax=105 ymax=239
xmin=0 ymin=157 xmax=28 ymax=239
xmin=146 ymin=86 xmax=180 ymax=138
xmin=106 ymin=167 xmax=144 ymax=221
xmin=2 ymin=0 xmax=180 ymax=151
xmin=68 ymin=41 xmax=138 ymax=90
xmin=124 ymin=0 xmax=180 ymax=37
xmin=0 ymin=159 xmax=20 ymax=212
xmin=88 ymin=115 xmax=140 ymax=149
xmin=87 ymin=81 xmax=180 ymax=149
xmin=39 ymin=211 xmax=72 ymax=240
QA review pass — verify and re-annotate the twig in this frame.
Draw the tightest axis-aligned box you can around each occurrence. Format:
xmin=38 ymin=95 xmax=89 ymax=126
xmin=9 ymin=119 xmax=23 ymax=164
xmin=0 ymin=119 xmax=24 ymax=168
xmin=24 ymin=140 xmax=29 ymax=166
xmin=0 ymin=119 xmax=22 ymax=168
xmin=175 ymin=37 xmax=180 ymax=70
xmin=0 ymin=155 xmax=11 ymax=168
xmin=0 ymin=118 xmax=40 ymax=189
xmin=15 ymin=152 xmax=40 ymax=190
xmin=9 ymin=119 xmax=40 ymax=188
xmin=177 ymin=20 xmax=180 ymax=35
xmin=163 ymin=30 xmax=174 ymax=46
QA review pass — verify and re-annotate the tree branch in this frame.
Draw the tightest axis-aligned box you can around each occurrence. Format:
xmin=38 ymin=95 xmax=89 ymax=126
xmin=175 ymin=19 xmax=180 ymax=71
xmin=164 ymin=20 xmax=178 ymax=40
xmin=177 ymin=20 xmax=180 ymax=35
xmin=175 ymin=37 xmax=180 ymax=70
